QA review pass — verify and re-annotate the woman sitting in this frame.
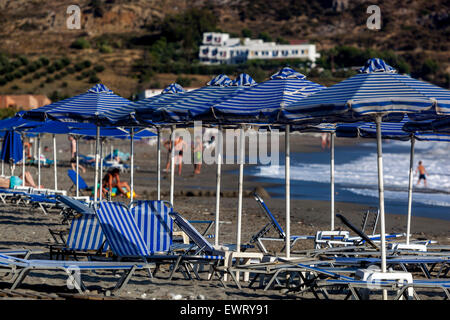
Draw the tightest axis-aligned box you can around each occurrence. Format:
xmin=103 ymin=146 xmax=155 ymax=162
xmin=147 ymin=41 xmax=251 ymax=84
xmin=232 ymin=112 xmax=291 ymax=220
xmin=0 ymin=171 xmax=40 ymax=190
xmin=102 ymin=168 xmax=136 ymax=198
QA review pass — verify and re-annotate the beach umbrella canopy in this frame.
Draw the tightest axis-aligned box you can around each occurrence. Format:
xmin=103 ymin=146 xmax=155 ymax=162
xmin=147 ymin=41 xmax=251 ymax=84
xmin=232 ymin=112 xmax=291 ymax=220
xmin=283 ymin=59 xmax=440 ymax=123
xmin=23 ymin=84 xmax=131 ymax=125
xmin=134 ymin=74 xmax=257 ymax=124
xmin=0 ymin=114 xmax=42 ymax=131
xmin=1 ymin=130 xmax=23 ymax=164
xmin=211 ymin=67 xmax=325 ymax=123
xmin=71 ymin=127 xmax=156 ymax=139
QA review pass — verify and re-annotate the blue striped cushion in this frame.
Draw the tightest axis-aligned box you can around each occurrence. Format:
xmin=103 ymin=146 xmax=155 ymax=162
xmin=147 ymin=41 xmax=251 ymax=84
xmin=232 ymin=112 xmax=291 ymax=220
xmin=130 ymin=201 xmax=173 ymax=253
xmin=95 ymin=202 xmax=150 ymax=257
xmin=66 ymin=214 xmax=108 ymax=251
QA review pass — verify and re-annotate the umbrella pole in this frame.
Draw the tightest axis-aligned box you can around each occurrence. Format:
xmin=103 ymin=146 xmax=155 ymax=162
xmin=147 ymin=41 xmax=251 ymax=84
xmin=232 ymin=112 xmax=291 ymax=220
xmin=406 ymin=137 xmax=415 ymax=245
xmin=76 ymin=136 xmax=80 ymax=198
xmin=130 ymin=127 xmax=135 ymax=203
xmin=330 ymin=132 xmax=335 ymax=230
xmin=94 ymin=126 xmax=100 ymax=203
xmin=22 ymin=134 xmax=25 ymax=186
xmin=37 ymin=134 xmax=41 ymax=189
xmin=1 ymin=159 xmax=4 ymax=176
xmin=99 ymin=138 xmax=104 ymax=202
xmin=170 ymin=125 xmax=175 ymax=205
xmin=285 ymin=125 xmax=291 ymax=258
xmin=53 ymin=134 xmax=57 ymax=190
xmin=214 ymin=126 xmax=222 ymax=246
xmin=375 ymin=115 xmax=387 ymax=300
xmin=157 ymin=127 xmax=161 ymax=201
xmin=237 ymin=126 xmax=245 ymax=253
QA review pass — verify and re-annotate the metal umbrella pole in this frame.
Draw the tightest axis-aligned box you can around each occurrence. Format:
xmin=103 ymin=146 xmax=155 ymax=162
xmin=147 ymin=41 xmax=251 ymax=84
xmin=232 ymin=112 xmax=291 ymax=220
xmin=76 ymin=136 xmax=80 ymax=198
xmin=93 ymin=126 xmax=100 ymax=203
xmin=214 ymin=126 xmax=222 ymax=246
xmin=99 ymin=138 xmax=104 ymax=202
xmin=157 ymin=127 xmax=161 ymax=201
xmin=130 ymin=127 xmax=135 ymax=203
xmin=37 ymin=134 xmax=41 ymax=189
xmin=285 ymin=125 xmax=291 ymax=258
xmin=406 ymin=137 xmax=415 ymax=245
xmin=375 ymin=115 xmax=388 ymax=300
xmin=330 ymin=132 xmax=335 ymax=230
xmin=53 ymin=134 xmax=58 ymax=190
xmin=236 ymin=126 xmax=245 ymax=253
xmin=170 ymin=125 xmax=175 ymax=205
xmin=22 ymin=134 xmax=26 ymax=186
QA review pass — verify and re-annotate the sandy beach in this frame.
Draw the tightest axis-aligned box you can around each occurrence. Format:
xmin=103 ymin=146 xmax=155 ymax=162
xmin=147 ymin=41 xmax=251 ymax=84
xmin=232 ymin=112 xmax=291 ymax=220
xmin=0 ymin=132 xmax=449 ymax=300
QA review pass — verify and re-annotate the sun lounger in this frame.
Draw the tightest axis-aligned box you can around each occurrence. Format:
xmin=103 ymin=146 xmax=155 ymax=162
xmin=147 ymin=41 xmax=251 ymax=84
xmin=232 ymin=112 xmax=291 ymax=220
xmin=67 ymin=169 xmax=93 ymax=195
xmin=48 ymin=212 xmax=109 ymax=260
xmin=251 ymin=193 xmax=313 ymax=253
xmin=94 ymin=202 xmax=225 ymax=280
xmin=0 ymin=253 xmax=152 ymax=294
xmin=54 ymin=194 xmax=94 ymax=223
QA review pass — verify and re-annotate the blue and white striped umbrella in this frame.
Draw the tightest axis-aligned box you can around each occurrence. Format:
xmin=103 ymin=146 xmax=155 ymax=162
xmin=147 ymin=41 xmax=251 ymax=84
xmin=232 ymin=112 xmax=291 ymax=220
xmin=23 ymin=84 xmax=131 ymax=125
xmin=134 ymin=74 xmax=256 ymax=124
xmin=207 ymin=74 xmax=233 ymax=86
xmin=161 ymin=83 xmax=186 ymax=94
xmin=211 ymin=67 xmax=325 ymax=123
xmin=335 ymin=115 xmax=450 ymax=141
xmin=283 ymin=59 xmax=439 ymax=123
xmin=232 ymin=73 xmax=257 ymax=86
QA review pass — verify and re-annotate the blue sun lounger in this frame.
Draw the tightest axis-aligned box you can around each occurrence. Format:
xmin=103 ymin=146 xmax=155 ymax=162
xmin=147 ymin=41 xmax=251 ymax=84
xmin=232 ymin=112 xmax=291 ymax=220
xmin=0 ymin=253 xmax=151 ymax=294
xmin=67 ymin=169 xmax=93 ymax=195
xmin=251 ymin=193 xmax=315 ymax=253
xmin=94 ymin=202 xmax=224 ymax=280
xmin=49 ymin=211 xmax=109 ymax=260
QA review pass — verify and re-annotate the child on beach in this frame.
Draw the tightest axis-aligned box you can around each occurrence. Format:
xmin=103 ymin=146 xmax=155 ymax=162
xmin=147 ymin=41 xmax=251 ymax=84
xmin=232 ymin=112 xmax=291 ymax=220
xmin=415 ymin=160 xmax=427 ymax=187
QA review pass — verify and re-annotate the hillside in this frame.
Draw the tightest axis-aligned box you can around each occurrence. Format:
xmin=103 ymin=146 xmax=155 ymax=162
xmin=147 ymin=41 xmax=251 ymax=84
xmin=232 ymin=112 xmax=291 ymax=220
xmin=0 ymin=0 xmax=448 ymax=100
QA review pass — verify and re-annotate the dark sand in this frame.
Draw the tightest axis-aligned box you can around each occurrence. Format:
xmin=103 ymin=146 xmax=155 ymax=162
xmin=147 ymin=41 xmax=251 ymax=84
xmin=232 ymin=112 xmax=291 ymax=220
xmin=0 ymin=131 xmax=448 ymax=300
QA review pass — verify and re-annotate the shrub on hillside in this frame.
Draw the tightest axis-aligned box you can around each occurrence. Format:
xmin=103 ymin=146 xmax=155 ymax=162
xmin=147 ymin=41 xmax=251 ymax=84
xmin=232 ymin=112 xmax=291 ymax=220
xmin=71 ymin=38 xmax=91 ymax=49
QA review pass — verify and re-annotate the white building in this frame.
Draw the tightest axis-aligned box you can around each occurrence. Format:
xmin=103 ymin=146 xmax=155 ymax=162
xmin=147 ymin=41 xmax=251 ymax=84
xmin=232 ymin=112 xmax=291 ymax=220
xmin=199 ymin=32 xmax=320 ymax=66
xmin=137 ymin=87 xmax=198 ymax=100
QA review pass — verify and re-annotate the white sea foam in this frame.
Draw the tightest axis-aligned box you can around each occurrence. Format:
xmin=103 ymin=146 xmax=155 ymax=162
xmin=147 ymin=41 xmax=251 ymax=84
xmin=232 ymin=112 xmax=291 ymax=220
xmin=254 ymin=140 xmax=450 ymax=206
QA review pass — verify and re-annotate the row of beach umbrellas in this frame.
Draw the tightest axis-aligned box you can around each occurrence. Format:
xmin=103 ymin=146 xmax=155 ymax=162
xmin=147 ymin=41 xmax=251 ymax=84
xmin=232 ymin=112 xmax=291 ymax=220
xmin=3 ymin=59 xmax=450 ymax=293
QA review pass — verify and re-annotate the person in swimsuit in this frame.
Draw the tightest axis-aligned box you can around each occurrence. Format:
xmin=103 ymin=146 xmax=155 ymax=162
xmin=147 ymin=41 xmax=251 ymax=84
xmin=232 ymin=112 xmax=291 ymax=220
xmin=68 ymin=135 xmax=86 ymax=173
xmin=0 ymin=171 xmax=40 ymax=189
xmin=415 ymin=160 xmax=427 ymax=187
xmin=164 ymin=135 xmax=187 ymax=175
xmin=193 ymin=136 xmax=203 ymax=175
xmin=102 ymin=168 xmax=135 ymax=198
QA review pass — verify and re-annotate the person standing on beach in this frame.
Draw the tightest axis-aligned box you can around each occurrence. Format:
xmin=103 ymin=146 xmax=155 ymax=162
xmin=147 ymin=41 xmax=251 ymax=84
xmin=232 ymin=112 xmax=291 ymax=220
xmin=415 ymin=160 xmax=427 ymax=187
xmin=193 ymin=136 xmax=203 ymax=175
xmin=68 ymin=135 xmax=86 ymax=173
xmin=164 ymin=135 xmax=187 ymax=175
xmin=321 ymin=133 xmax=330 ymax=149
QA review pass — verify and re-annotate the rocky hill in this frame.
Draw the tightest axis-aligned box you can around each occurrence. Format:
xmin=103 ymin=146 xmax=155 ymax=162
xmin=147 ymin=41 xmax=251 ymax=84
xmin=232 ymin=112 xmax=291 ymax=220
xmin=0 ymin=0 xmax=448 ymax=99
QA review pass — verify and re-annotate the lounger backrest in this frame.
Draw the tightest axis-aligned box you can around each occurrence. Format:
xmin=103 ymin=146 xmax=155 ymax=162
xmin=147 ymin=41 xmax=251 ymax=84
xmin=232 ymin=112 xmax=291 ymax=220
xmin=67 ymin=170 xmax=89 ymax=190
xmin=130 ymin=200 xmax=173 ymax=253
xmin=254 ymin=193 xmax=285 ymax=238
xmin=95 ymin=201 xmax=150 ymax=257
xmin=169 ymin=211 xmax=222 ymax=256
xmin=67 ymin=213 xmax=108 ymax=252
xmin=56 ymin=195 xmax=94 ymax=215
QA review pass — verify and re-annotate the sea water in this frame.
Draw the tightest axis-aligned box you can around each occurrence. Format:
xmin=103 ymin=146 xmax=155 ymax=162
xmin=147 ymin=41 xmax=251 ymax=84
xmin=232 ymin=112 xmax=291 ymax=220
xmin=248 ymin=140 xmax=450 ymax=221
